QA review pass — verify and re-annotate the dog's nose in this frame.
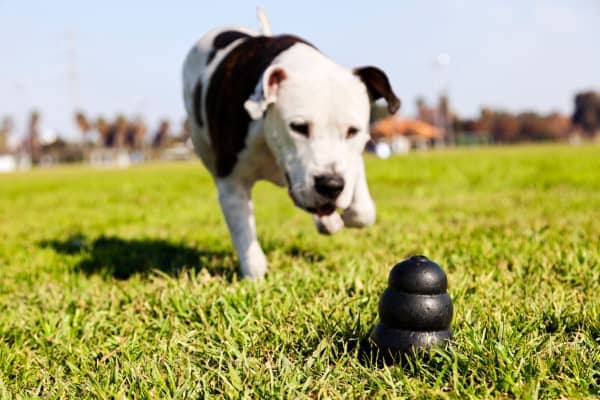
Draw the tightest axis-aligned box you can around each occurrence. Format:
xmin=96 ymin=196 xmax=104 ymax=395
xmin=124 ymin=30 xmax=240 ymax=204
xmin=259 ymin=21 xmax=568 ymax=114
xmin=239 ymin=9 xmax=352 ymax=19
xmin=314 ymin=174 xmax=345 ymax=199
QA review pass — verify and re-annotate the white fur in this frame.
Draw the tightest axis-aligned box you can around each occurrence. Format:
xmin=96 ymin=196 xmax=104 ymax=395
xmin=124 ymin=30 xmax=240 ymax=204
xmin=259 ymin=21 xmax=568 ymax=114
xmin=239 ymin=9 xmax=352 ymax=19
xmin=256 ymin=7 xmax=272 ymax=36
xmin=216 ymin=178 xmax=267 ymax=279
xmin=182 ymin=13 xmax=377 ymax=279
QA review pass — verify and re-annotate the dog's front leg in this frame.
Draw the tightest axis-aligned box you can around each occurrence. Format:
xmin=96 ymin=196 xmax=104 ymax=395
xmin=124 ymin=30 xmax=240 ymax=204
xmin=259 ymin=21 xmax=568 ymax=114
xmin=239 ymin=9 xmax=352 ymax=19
xmin=341 ymin=160 xmax=376 ymax=228
xmin=216 ymin=178 xmax=267 ymax=279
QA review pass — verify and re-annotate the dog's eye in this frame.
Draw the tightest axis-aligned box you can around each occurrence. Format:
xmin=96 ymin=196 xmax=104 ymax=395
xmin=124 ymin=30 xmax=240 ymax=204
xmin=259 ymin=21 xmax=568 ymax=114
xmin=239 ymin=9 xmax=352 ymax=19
xmin=289 ymin=122 xmax=310 ymax=137
xmin=346 ymin=126 xmax=359 ymax=139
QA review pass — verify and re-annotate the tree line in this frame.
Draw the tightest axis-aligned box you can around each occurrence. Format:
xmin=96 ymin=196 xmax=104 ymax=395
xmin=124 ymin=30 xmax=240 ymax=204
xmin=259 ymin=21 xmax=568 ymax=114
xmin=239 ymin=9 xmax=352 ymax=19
xmin=372 ymin=90 xmax=600 ymax=143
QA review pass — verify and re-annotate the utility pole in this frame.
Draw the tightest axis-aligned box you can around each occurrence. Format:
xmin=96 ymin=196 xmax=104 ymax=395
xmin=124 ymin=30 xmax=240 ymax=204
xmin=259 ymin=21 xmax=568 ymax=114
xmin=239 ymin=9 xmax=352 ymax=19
xmin=434 ymin=52 xmax=454 ymax=146
xmin=65 ymin=30 xmax=81 ymax=113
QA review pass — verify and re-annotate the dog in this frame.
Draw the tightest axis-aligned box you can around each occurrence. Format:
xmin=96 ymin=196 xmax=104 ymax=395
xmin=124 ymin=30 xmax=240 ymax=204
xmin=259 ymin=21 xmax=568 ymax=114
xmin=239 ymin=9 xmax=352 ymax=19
xmin=182 ymin=9 xmax=400 ymax=279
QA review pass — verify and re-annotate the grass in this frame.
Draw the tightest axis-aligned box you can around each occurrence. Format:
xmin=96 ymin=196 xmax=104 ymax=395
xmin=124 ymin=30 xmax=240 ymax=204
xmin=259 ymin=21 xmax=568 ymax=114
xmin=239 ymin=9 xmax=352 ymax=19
xmin=0 ymin=144 xmax=599 ymax=398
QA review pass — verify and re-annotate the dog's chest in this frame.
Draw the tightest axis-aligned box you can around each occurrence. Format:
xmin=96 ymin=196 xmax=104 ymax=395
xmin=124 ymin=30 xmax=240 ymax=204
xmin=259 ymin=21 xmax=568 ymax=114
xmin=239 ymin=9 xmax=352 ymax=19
xmin=230 ymin=129 xmax=286 ymax=186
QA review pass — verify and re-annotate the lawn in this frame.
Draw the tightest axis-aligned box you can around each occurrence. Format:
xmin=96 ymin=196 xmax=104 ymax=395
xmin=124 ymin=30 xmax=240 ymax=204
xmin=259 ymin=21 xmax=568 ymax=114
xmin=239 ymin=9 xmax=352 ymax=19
xmin=0 ymin=144 xmax=599 ymax=398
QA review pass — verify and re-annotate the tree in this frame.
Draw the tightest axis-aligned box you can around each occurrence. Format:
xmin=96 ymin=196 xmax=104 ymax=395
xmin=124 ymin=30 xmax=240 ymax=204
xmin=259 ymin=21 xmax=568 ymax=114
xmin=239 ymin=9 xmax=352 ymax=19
xmin=0 ymin=116 xmax=13 ymax=153
xmin=152 ymin=119 xmax=170 ymax=149
xmin=572 ymin=91 xmax=600 ymax=136
xmin=491 ymin=113 xmax=520 ymax=142
xmin=26 ymin=110 xmax=42 ymax=163
xmin=74 ymin=111 xmax=92 ymax=143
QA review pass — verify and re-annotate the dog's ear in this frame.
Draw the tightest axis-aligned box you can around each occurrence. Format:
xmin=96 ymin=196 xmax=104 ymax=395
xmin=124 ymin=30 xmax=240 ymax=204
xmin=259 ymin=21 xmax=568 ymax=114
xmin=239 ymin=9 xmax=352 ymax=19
xmin=354 ymin=66 xmax=400 ymax=114
xmin=244 ymin=66 xmax=287 ymax=120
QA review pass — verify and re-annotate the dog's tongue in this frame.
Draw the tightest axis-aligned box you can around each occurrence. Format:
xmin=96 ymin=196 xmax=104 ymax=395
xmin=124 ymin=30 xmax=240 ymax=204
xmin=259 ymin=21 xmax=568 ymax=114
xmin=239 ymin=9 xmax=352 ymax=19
xmin=316 ymin=204 xmax=336 ymax=217
xmin=287 ymin=187 xmax=336 ymax=217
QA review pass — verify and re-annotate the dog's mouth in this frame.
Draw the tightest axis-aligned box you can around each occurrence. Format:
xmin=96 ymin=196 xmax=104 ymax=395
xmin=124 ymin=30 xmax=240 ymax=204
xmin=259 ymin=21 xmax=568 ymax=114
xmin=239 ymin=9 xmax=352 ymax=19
xmin=289 ymin=191 xmax=337 ymax=216
xmin=285 ymin=172 xmax=336 ymax=217
xmin=307 ymin=203 xmax=337 ymax=217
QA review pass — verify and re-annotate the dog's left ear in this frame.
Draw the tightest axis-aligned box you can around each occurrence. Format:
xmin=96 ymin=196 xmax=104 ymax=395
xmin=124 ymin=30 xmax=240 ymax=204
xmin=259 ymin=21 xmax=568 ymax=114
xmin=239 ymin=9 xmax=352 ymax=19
xmin=244 ymin=66 xmax=287 ymax=120
xmin=354 ymin=66 xmax=401 ymax=114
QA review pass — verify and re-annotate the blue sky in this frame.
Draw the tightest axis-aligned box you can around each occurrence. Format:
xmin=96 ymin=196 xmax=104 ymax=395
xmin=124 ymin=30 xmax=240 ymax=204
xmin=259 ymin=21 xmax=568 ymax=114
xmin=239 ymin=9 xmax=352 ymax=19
xmin=1 ymin=0 xmax=599 ymax=139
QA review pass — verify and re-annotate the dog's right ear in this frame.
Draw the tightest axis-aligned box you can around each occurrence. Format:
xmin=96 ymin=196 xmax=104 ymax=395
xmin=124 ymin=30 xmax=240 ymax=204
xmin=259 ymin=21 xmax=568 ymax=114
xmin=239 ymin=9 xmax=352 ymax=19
xmin=244 ymin=66 xmax=287 ymax=120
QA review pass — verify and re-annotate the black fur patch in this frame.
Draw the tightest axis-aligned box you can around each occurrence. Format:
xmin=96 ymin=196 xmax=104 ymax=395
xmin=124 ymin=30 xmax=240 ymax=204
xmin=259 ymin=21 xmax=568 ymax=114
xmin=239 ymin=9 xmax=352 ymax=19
xmin=354 ymin=67 xmax=401 ymax=114
xmin=205 ymin=34 xmax=313 ymax=177
xmin=192 ymin=80 xmax=204 ymax=127
xmin=207 ymin=30 xmax=252 ymax=65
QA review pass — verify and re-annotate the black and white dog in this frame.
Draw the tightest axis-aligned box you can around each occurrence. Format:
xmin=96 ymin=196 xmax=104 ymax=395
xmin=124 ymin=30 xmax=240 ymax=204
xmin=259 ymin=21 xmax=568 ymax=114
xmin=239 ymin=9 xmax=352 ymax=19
xmin=182 ymin=9 xmax=400 ymax=278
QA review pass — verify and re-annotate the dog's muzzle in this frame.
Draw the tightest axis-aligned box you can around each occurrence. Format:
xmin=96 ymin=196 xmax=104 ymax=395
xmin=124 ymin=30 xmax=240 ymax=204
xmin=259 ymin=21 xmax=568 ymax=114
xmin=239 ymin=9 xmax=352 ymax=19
xmin=285 ymin=172 xmax=338 ymax=216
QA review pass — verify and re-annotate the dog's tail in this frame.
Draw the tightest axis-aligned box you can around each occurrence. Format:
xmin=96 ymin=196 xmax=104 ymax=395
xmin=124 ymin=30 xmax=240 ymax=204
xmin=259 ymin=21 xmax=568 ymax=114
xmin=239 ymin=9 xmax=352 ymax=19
xmin=256 ymin=7 xmax=273 ymax=36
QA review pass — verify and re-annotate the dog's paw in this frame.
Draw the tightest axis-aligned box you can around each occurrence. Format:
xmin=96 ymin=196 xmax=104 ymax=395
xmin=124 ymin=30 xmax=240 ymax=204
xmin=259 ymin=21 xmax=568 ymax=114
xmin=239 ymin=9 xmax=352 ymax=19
xmin=341 ymin=204 xmax=376 ymax=228
xmin=313 ymin=213 xmax=344 ymax=235
xmin=240 ymin=244 xmax=268 ymax=280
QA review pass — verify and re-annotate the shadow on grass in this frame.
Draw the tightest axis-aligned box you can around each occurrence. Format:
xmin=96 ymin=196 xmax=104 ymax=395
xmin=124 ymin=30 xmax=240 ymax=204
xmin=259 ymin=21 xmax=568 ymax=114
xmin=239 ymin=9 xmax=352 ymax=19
xmin=318 ymin=319 xmax=452 ymax=370
xmin=331 ymin=333 xmax=452 ymax=371
xmin=40 ymin=234 xmax=235 ymax=280
xmin=40 ymin=234 xmax=328 ymax=281
xmin=328 ymin=329 xmax=393 ymax=368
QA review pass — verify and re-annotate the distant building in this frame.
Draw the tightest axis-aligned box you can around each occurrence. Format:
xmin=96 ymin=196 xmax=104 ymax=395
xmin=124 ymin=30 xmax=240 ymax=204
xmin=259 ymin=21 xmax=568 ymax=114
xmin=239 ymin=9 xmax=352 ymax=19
xmin=370 ymin=116 xmax=442 ymax=152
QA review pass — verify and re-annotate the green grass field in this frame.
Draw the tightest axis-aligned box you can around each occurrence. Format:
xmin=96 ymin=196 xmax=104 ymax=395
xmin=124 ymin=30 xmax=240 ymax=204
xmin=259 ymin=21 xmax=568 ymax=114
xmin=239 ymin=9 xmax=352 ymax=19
xmin=1 ymin=144 xmax=599 ymax=398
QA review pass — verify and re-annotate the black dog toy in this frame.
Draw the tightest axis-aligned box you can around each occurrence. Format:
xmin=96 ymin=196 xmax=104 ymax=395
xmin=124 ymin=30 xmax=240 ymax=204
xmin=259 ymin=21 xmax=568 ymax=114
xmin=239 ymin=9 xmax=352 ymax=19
xmin=372 ymin=255 xmax=453 ymax=358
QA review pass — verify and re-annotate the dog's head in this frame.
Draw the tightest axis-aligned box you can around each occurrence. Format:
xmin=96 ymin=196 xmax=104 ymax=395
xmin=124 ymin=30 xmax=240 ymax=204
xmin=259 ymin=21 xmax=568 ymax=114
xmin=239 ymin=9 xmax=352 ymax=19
xmin=245 ymin=45 xmax=399 ymax=215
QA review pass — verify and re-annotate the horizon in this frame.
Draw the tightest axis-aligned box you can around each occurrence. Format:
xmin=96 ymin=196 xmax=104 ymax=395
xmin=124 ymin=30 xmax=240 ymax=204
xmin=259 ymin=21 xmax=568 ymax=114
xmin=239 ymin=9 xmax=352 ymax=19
xmin=1 ymin=0 xmax=599 ymax=140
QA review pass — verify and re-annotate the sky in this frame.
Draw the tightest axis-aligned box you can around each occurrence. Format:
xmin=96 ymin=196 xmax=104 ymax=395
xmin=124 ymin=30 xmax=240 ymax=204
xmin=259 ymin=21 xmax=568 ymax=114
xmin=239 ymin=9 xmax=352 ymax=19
xmin=0 ymin=0 xmax=599 ymax=140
